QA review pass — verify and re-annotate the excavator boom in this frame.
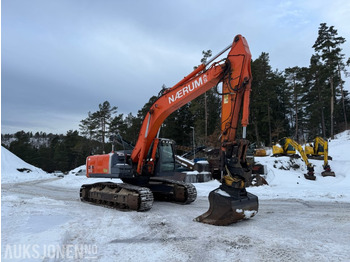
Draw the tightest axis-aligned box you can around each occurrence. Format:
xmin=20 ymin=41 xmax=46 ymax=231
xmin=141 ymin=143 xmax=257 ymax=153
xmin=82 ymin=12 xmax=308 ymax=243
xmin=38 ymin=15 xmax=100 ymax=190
xmin=131 ymin=35 xmax=253 ymax=176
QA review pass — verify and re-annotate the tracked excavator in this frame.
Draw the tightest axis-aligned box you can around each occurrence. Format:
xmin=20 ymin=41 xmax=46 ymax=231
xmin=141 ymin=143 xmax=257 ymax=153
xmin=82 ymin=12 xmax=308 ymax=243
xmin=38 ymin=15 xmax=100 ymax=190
xmin=80 ymin=34 xmax=258 ymax=226
xmin=305 ymin=137 xmax=335 ymax=177
xmin=273 ymin=138 xmax=316 ymax=180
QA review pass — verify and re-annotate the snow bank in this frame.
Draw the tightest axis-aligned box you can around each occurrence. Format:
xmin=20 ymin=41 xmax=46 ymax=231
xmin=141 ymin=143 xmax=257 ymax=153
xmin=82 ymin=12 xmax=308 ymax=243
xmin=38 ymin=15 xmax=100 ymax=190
xmin=1 ymin=147 xmax=50 ymax=183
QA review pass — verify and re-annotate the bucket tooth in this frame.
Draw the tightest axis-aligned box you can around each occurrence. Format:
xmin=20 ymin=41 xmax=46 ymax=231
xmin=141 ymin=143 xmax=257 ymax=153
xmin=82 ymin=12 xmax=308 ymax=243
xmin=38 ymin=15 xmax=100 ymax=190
xmin=194 ymin=188 xmax=258 ymax=226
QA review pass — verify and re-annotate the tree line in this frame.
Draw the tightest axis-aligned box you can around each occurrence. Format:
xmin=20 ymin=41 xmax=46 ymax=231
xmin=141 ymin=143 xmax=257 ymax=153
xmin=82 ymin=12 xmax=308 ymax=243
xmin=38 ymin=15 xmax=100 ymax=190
xmin=2 ymin=131 xmax=96 ymax=173
xmin=2 ymin=23 xmax=349 ymax=172
xmin=251 ymin=23 xmax=350 ymax=145
xmin=80 ymin=23 xmax=350 ymax=147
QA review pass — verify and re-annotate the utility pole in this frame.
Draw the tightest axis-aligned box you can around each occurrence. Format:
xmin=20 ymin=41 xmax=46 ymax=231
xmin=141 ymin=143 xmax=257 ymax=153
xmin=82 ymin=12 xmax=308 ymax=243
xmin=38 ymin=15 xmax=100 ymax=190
xmin=190 ymin=126 xmax=195 ymax=160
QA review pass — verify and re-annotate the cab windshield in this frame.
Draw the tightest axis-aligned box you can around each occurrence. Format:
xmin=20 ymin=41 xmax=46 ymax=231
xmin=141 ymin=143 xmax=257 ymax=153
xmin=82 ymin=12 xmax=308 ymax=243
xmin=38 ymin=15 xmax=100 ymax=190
xmin=158 ymin=142 xmax=175 ymax=172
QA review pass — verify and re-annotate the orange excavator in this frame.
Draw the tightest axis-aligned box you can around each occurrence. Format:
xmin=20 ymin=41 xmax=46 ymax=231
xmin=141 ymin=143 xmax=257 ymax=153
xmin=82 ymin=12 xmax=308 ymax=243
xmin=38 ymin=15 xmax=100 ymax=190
xmin=80 ymin=35 xmax=258 ymax=226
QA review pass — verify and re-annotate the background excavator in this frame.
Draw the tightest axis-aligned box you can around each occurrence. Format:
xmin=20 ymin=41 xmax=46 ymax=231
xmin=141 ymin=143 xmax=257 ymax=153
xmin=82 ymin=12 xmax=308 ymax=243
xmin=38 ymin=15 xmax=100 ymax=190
xmin=272 ymin=137 xmax=316 ymax=180
xmin=80 ymin=35 xmax=258 ymax=226
xmin=305 ymin=137 xmax=335 ymax=177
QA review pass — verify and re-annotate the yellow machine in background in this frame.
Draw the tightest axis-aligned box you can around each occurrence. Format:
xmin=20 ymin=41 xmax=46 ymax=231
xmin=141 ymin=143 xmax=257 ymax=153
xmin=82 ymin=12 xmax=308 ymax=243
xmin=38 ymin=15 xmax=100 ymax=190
xmin=305 ymin=137 xmax=330 ymax=158
xmin=305 ymin=137 xmax=335 ymax=177
xmin=249 ymin=142 xmax=267 ymax=157
xmin=254 ymin=148 xmax=267 ymax=157
xmin=273 ymin=138 xmax=296 ymax=156
xmin=272 ymin=138 xmax=316 ymax=180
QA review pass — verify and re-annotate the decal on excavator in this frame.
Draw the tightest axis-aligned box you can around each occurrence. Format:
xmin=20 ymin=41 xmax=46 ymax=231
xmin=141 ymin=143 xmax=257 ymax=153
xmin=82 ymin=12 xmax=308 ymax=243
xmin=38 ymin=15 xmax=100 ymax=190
xmin=168 ymin=75 xmax=207 ymax=104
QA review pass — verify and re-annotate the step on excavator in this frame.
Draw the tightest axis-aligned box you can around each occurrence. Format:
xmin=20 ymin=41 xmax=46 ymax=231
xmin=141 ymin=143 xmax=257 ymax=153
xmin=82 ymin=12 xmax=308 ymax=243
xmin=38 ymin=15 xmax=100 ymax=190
xmin=305 ymin=137 xmax=335 ymax=177
xmin=272 ymin=138 xmax=316 ymax=180
xmin=80 ymin=35 xmax=258 ymax=226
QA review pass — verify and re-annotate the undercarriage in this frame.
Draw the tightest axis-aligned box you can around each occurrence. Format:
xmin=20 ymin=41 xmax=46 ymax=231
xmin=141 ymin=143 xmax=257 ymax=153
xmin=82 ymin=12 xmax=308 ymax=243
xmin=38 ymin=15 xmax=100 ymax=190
xmin=80 ymin=177 xmax=197 ymax=212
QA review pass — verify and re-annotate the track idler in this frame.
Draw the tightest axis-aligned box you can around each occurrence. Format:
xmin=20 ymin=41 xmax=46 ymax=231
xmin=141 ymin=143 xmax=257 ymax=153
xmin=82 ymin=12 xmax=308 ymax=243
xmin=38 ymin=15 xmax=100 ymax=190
xmin=194 ymin=185 xmax=258 ymax=226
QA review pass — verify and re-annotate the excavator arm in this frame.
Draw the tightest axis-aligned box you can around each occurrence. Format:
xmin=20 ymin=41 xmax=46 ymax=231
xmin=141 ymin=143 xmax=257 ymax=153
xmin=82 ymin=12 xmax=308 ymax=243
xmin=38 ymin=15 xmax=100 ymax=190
xmin=131 ymin=35 xmax=252 ymax=176
xmin=314 ymin=137 xmax=329 ymax=166
xmin=314 ymin=137 xmax=335 ymax=177
xmin=278 ymin=138 xmax=316 ymax=180
xmin=285 ymin=138 xmax=316 ymax=180
xmin=285 ymin=139 xmax=312 ymax=167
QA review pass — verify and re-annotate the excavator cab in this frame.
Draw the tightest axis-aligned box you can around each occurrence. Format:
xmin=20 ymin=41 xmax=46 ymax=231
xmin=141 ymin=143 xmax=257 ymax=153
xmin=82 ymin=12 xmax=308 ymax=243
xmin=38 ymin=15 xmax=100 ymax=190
xmin=154 ymin=139 xmax=177 ymax=174
xmin=272 ymin=138 xmax=296 ymax=156
xmin=144 ymin=138 xmax=184 ymax=179
xmin=305 ymin=137 xmax=325 ymax=158
xmin=304 ymin=143 xmax=315 ymax=156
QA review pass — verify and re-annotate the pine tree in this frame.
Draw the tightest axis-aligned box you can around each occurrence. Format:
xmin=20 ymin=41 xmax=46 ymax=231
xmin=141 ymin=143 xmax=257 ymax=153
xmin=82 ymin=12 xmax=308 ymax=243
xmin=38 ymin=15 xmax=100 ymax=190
xmin=109 ymin=113 xmax=127 ymax=137
xmin=337 ymin=56 xmax=349 ymax=130
xmin=284 ymin=66 xmax=309 ymax=141
xmin=312 ymin=23 xmax=346 ymax=138
xmin=79 ymin=112 xmax=98 ymax=140
xmin=188 ymin=49 xmax=221 ymax=145
xmin=251 ymin=53 xmax=275 ymax=145
xmin=9 ymin=131 xmax=38 ymax=166
xmin=79 ymin=101 xmax=117 ymax=153
xmin=122 ymin=113 xmax=140 ymax=145
xmin=334 ymin=90 xmax=350 ymax=133
xmin=305 ymin=54 xmax=329 ymax=137
xmin=270 ymin=71 xmax=291 ymax=141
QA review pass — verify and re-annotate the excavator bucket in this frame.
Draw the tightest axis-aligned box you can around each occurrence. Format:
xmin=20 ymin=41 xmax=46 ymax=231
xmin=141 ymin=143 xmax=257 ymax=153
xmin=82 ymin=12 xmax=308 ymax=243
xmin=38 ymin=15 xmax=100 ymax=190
xmin=321 ymin=165 xmax=335 ymax=177
xmin=304 ymin=167 xmax=316 ymax=180
xmin=321 ymin=170 xmax=335 ymax=177
xmin=304 ymin=173 xmax=316 ymax=180
xmin=194 ymin=188 xmax=258 ymax=226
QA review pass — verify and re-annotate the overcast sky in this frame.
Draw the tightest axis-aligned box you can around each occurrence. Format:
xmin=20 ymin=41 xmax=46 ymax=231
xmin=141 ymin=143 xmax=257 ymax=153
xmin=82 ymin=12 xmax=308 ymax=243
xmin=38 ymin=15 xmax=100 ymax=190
xmin=2 ymin=0 xmax=350 ymax=135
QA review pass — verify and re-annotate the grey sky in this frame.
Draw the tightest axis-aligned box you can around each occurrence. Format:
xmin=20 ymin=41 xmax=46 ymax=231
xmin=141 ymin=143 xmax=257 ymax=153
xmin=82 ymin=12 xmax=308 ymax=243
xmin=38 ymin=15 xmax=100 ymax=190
xmin=2 ymin=0 xmax=350 ymax=134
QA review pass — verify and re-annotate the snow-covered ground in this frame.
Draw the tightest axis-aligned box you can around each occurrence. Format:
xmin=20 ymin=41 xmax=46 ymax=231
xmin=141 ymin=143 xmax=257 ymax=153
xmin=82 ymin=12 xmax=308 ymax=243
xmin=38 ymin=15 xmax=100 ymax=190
xmin=2 ymin=131 xmax=350 ymax=261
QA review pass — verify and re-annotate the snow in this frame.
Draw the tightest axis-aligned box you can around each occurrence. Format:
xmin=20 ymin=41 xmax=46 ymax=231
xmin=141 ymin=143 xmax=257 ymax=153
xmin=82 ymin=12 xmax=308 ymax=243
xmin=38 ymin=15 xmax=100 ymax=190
xmin=235 ymin=209 xmax=257 ymax=219
xmin=1 ymin=147 xmax=51 ymax=183
xmin=2 ymin=131 xmax=350 ymax=261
